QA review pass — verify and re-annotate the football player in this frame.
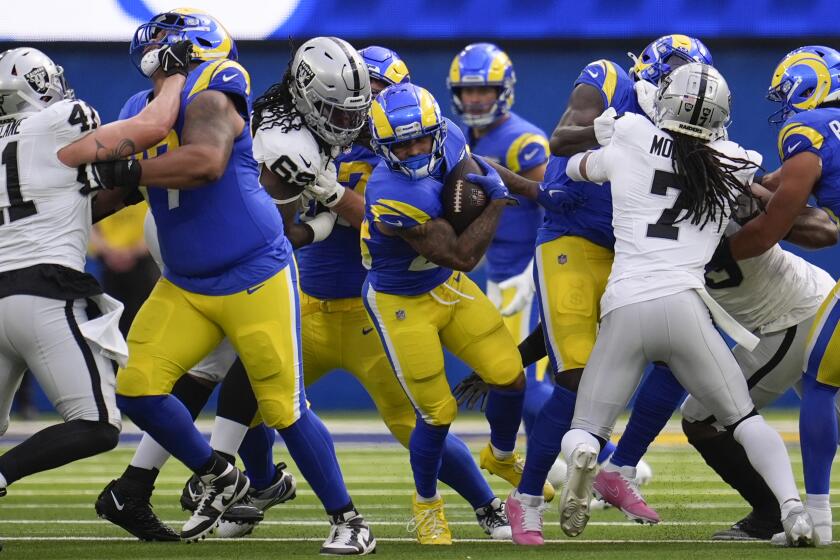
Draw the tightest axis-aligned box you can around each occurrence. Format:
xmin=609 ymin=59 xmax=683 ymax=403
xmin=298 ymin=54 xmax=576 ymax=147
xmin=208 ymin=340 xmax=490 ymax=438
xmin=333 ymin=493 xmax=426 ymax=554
xmin=89 ymin=11 xmax=374 ymax=553
xmin=360 ymin=82 xmax=546 ymax=543
xmin=0 ymin=42 xmax=190 ymax=496
xmin=447 ymin=43 xmax=554 ymax=437
xmin=720 ymin=46 xmax=840 ymax=546
xmin=558 ymin=63 xmax=812 ymax=545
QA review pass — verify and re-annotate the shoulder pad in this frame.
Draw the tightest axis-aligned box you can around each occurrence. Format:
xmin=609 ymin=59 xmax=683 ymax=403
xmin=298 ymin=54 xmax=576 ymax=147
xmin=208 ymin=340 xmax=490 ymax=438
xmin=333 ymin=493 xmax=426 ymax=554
xmin=23 ymin=99 xmax=101 ymax=146
xmin=186 ymin=60 xmax=252 ymax=116
xmin=575 ymin=60 xmax=625 ymax=108
xmin=777 ymin=113 xmax=826 ymax=162
xmin=505 ymin=132 xmax=549 ymax=173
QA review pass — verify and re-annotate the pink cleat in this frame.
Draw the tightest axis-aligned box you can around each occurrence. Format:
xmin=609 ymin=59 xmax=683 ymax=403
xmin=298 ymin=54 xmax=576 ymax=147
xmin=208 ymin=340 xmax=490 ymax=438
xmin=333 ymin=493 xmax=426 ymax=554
xmin=593 ymin=467 xmax=660 ymax=524
xmin=506 ymin=491 xmax=546 ymax=545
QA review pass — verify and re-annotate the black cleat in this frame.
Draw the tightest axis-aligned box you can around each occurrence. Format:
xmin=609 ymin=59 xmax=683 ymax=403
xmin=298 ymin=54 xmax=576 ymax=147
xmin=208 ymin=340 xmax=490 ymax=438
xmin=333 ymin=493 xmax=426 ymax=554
xmin=180 ymin=473 xmax=202 ymax=512
xmin=95 ymin=479 xmax=179 ymax=541
xmin=320 ymin=509 xmax=376 ymax=555
xmin=712 ymin=511 xmax=784 ymax=541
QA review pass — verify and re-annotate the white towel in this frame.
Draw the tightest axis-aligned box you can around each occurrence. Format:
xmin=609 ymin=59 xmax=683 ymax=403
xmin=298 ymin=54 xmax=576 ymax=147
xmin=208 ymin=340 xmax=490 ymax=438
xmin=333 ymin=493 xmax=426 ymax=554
xmin=695 ymin=288 xmax=760 ymax=352
xmin=78 ymin=293 xmax=129 ymax=368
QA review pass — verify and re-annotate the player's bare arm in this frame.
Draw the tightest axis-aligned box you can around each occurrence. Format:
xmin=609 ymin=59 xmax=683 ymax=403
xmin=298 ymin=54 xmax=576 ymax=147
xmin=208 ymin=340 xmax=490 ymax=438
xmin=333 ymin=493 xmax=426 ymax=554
xmin=327 ymin=188 xmax=364 ymax=229
xmin=138 ymin=89 xmax=243 ymax=188
xmin=57 ymin=74 xmax=185 ymax=168
xmin=549 ymin=83 xmax=604 ymax=156
xmin=730 ymin=151 xmax=821 ymax=259
xmin=485 ymin=160 xmax=539 ymax=199
xmin=276 ymin=199 xmax=314 ymax=249
xmin=379 ymin=199 xmax=510 ymax=272
xmin=749 ymin=182 xmax=837 ymax=250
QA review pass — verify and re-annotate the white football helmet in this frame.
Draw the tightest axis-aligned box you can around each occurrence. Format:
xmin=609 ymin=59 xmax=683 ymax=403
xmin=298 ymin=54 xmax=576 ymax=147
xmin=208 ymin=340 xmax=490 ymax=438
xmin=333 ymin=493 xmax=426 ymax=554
xmin=290 ymin=37 xmax=371 ymax=147
xmin=0 ymin=48 xmax=73 ymax=118
xmin=654 ymin=62 xmax=730 ymax=141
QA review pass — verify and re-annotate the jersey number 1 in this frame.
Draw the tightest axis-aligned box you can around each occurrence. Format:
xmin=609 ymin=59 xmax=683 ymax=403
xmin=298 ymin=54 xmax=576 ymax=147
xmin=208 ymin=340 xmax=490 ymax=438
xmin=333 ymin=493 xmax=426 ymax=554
xmin=646 ymin=169 xmax=687 ymax=240
xmin=0 ymin=141 xmax=36 ymax=225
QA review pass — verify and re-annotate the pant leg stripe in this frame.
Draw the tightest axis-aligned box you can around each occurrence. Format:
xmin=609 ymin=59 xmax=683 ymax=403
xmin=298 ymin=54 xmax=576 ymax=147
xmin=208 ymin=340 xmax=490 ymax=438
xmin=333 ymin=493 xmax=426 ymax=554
xmin=64 ymin=300 xmax=107 ymax=423
xmin=807 ymin=297 xmax=840 ymax=377
xmin=534 ymin=242 xmax=563 ymax=374
xmin=285 ymin=260 xmax=303 ymax=423
xmin=746 ymin=325 xmax=797 ymax=390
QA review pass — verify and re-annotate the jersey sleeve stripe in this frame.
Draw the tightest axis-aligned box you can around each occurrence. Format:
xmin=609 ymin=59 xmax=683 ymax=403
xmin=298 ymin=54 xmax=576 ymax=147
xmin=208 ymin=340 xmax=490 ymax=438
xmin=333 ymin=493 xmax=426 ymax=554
xmin=777 ymin=123 xmax=825 ymax=159
xmin=505 ymin=133 xmax=549 ymax=173
xmin=187 ymin=60 xmax=226 ymax=99
xmin=372 ymin=199 xmax=431 ymax=225
xmin=599 ymin=60 xmax=618 ymax=106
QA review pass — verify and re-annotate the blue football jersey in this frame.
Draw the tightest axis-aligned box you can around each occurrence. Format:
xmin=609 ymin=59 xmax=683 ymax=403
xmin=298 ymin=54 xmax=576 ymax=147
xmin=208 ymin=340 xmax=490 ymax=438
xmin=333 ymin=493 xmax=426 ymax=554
xmin=120 ymin=60 xmax=291 ymax=295
xmin=467 ymin=112 xmax=547 ymax=282
xmin=538 ymin=59 xmax=642 ymax=249
xmin=778 ymin=108 xmax=840 ymax=223
xmin=362 ymin=119 xmax=468 ymax=295
xmin=296 ymin=143 xmax=379 ymax=299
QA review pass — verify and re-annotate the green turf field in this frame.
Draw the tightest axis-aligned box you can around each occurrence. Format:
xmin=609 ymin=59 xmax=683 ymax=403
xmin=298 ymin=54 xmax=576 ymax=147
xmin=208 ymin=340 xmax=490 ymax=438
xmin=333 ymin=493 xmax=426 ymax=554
xmin=0 ymin=412 xmax=837 ymax=559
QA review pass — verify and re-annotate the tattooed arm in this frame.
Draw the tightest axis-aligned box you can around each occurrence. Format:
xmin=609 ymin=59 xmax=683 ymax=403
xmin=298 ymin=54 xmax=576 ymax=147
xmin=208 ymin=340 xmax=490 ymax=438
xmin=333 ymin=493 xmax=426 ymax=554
xmin=57 ymin=73 xmax=186 ymax=167
xmin=378 ymin=199 xmax=510 ymax=271
xmin=136 ymin=89 xmax=242 ymax=189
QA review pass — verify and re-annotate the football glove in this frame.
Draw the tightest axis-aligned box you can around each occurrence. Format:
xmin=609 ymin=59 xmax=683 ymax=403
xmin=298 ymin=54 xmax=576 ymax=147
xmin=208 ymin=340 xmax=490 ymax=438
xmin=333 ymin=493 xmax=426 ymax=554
xmin=634 ymin=80 xmax=658 ymax=121
xmin=453 ymin=372 xmax=489 ymax=412
xmin=497 ymin=259 xmax=535 ymax=317
xmin=300 ymin=203 xmax=338 ymax=243
xmin=86 ymin=159 xmax=142 ymax=191
xmin=465 ymin=156 xmax=515 ymax=203
xmin=705 ymin=236 xmax=735 ymax=272
xmin=593 ymin=107 xmax=618 ymax=146
xmin=140 ymin=40 xmax=194 ymax=78
xmin=536 ymin=181 xmax=587 ymax=212
xmin=305 ymin=162 xmax=346 ymax=207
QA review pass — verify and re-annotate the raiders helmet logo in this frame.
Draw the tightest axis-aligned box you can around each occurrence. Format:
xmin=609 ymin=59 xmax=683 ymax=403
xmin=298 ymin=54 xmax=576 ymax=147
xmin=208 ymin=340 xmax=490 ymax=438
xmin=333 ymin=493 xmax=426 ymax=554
xmin=24 ymin=67 xmax=49 ymax=94
xmin=296 ymin=61 xmax=315 ymax=88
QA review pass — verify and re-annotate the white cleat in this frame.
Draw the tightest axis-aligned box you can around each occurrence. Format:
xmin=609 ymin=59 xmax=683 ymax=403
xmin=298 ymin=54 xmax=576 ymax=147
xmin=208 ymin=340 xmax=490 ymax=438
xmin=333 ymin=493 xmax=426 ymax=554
xmin=634 ymin=459 xmax=653 ymax=486
xmin=806 ymin=505 xmax=832 ymax=546
xmin=558 ymin=444 xmax=598 ymax=537
xmin=547 ymin=458 xmax=568 ymax=491
xmin=771 ymin=504 xmax=817 ymax=547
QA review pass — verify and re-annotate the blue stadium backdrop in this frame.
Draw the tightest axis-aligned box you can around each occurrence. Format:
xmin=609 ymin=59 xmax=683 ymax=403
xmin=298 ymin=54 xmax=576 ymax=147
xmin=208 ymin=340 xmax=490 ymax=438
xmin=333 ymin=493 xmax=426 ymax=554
xmin=2 ymin=0 xmax=838 ymax=411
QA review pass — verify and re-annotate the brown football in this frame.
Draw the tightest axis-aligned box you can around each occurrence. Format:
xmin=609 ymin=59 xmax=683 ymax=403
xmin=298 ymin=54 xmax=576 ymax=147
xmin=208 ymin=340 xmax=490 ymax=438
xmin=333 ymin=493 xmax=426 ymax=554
xmin=441 ymin=155 xmax=488 ymax=235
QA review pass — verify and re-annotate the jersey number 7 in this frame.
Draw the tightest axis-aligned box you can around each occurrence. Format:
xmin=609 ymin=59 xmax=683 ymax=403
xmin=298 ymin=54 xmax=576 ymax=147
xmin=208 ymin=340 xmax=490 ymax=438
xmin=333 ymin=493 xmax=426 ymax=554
xmin=646 ymin=169 xmax=687 ymax=241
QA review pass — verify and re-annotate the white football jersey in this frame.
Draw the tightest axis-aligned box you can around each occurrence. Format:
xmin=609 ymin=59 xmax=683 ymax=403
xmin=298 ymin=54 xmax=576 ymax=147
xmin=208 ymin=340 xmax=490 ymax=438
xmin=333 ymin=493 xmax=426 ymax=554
xmin=706 ymin=219 xmax=835 ymax=333
xmin=252 ymin=117 xmax=336 ymax=190
xmin=0 ymin=99 xmax=99 ymax=274
xmin=579 ymin=113 xmax=761 ymax=317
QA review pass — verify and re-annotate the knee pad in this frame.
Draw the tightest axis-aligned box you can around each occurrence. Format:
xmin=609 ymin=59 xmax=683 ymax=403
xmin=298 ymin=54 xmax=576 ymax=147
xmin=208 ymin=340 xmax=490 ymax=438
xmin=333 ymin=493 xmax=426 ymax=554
xmin=257 ymin=397 xmax=300 ymax=430
xmin=424 ymin=396 xmax=458 ymax=427
xmin=382 ymin=408 xmax=416 ymax=448
xmin=724 ymin=409 xmax=759 ymax=435
xmin=79 ymin=420 xmax=120 ymax=454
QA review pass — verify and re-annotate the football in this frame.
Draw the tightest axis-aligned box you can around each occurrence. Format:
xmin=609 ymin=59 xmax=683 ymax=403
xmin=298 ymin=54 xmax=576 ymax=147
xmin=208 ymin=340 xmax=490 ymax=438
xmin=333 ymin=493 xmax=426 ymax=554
xmin=441 ymin=155 xmax=488 ymax=235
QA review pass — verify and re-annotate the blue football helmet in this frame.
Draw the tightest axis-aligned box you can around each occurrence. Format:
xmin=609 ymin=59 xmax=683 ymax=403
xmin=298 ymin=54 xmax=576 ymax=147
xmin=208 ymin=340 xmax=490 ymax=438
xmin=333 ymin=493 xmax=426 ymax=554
xmin=359 ymin=46 xmax=410 ymax=87
xmin=630 ymin=34 xmax=713 ymax=85
xmin=768 ymin=45 xmax=840 ymax=124
xmin=447 ymin=42 xmax=516 ymax=127
xmin=369 ymin=83 xmax=447 ymax=180
xmin=130 ymin=8 xmax=237 ymax=76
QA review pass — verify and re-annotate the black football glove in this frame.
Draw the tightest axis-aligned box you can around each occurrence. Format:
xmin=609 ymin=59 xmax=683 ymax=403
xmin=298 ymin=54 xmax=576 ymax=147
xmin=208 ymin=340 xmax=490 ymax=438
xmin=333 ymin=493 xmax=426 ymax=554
xmin=452 ymin=371 xmax=489 ymax=412
xmin=158 ymin=40 xmax=194 ymax=77
xmin=705 ymin=235 xmax=735 ymax=273
xmin=87 ymin=159 xmax=142 ymax=191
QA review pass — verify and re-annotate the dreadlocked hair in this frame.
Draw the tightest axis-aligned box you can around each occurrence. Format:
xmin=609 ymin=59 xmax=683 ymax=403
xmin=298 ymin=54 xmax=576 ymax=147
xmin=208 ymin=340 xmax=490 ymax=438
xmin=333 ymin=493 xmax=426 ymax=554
xmin=251 ymin=39 xmax=305 ymax=135
xmin=670 ymin=131 xmax=759 ymax=231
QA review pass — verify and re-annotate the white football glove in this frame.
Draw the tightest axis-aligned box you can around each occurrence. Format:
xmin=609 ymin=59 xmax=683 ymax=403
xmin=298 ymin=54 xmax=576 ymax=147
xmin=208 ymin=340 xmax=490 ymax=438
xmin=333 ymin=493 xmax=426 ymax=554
xmin=305 ymin=161 xmax=346 ymax=207
xmin=633 ymin=79 xmax=658 ymax=121
xmin=593 ymin=107 xmax=618 ymax=146
xmin=497 ymin=259 xmax=535 ymax=317
xmin=486 ymin=280 xmax=503 ymax=309
xmin=300 ymin=208 xmax=338 ymax=243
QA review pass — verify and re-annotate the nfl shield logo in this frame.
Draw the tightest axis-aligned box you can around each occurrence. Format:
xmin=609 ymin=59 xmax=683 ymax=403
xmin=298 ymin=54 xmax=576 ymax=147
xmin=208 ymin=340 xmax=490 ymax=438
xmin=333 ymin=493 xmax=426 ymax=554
xmin=558 ymin=254 xmax=568 ymax=265
xmin=395 ymin=310 xmax=406 ymax=321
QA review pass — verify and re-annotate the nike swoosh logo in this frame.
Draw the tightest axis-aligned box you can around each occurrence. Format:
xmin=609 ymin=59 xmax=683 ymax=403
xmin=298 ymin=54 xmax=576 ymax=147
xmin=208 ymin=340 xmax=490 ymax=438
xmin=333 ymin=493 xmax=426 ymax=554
xmin=523 ymin=148 xmax=540 ymax=161
xmin=548 ymin=189 xmax=565 ymax=197
xmin=299 ymin=154 xmax=312 ymax=168
xmin=586 ymin=69 xmax=599 ymax=78
xmin=362 ymin=327 xmax=374 ymax=335
xmin=787 ymin=140 xmax=802 ymax=154
xmin=221 ymin=74 xmax=237 ymax=82
xmin=384 ymin=219 xmax=403 ymax=227
xmin=606 ymin=485 xmax=620 ymax=499
xmin=111 ymin=491 xmax=124 ymax=511
xmin=247 ymin=284 xmax=265 ymax=295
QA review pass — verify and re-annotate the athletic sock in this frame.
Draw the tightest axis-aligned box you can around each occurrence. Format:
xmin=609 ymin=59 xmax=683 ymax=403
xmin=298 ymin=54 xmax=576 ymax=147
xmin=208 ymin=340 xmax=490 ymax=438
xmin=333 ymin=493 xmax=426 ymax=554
xmin=518 ymin=385 xmax=576 ymax=496
xmin=409 ymin=418 xmax=450 ymax=499
xmin=684 ymin=418 xmax=779 ymax=519
xmin=732 ymin=415 xmax=799 ymax=506
xmin=561 ymin=428 xmax=601 ymax=461
xmin=278 ymin=409 xmax=351 ymax=513
xmin=239 ymin=424 xmax=277 ymax=491
xmin=485 ymin=388 xmax=524 ymax=454
xmin=800 ymin=374 xmax=839 ymax=496
xmin=597 ymin=441 xmax=616 ymax=464
xmin=209 ymin=416 xmax=249 ymax=458
xmin=437 ymin=433 xmax=495 ymax=509
xmin=117 ymin=394 xmax=212 ymax=472
xmin=611 ymin=364 xmax=686 ymax=467
xmin=806 ymin=493 xmax=830 ymax=510
xmin=0 ymin=419 xmax=118 ymax=484
xmin=127 ymin=437 xmax=171 ymax=472
xmin=522 ymin=377 xmax=553 ymax=436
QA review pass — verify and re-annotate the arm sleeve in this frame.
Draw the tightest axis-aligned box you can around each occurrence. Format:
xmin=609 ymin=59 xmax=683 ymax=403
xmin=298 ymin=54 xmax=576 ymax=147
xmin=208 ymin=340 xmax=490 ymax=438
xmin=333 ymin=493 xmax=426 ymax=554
xmin=566 ymin=148 xmax=609 ymax=184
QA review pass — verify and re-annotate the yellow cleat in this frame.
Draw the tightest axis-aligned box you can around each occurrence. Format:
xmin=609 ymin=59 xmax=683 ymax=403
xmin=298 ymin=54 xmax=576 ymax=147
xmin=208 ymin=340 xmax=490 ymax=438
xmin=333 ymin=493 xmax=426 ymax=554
xmin=479 ymin=444 xmax=556 ymax=502
xmin=408 ymin=493 xmax=453 ymax=545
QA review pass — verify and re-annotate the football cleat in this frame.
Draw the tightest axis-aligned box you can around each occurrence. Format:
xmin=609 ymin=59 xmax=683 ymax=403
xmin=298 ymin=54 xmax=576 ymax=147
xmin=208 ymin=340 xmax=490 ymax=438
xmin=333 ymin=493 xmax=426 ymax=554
xmin=806 ymin=505 xmax=832 ymax=546
xmin=180 ymin=473 xmax=202 ymax=512
xmin=558 ymin=444 xmax=598 ymax=537
xmin=475 ymin=497 xmax=511 ymax=540
xmin=506 ymin=490 xmax=546 ymax=546
xmin=712 ymin=511 xmax=782 ymax=541
xmin=217 ymin=463 xmax=297 ymax=538
xmin=408 ymin=493 xmax=452 ymax=545
xmin=181 ymin=462 xmax=250 ymax=542
xmin=95 ymin=479 xmax=179 ymax=541
xmin=479 ymin=444 xmax=555 ymax=502
xmin=546 ymin=458 xmax=567 ymax=491
xmin=593 ymin=468 xmax=660 ymax=524
xmin=634 ymin=459 xmax=654 ymax=486
xmin=771 ymin=503 xmax=816 ymax=547
xmin=320 ymin=508 xmax=377 ymax=555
